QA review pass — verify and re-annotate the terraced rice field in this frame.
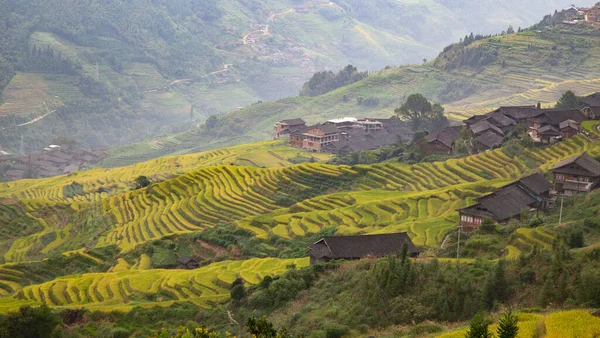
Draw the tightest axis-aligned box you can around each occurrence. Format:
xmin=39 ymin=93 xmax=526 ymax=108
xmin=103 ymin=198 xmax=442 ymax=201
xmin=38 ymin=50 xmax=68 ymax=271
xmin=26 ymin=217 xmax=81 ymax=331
xmin=238 ymin=185 xmax=488 ymax=246
xmin=438 ymin=310 xmax=600 ymax=338
xmin=1 ymin=137 xmax=596 ymax=260
xmin=505 ymin=226 xmax=555 ymax=260
xmin=0 ymin=140 xmax=331 ymax=204
xmin=0 ymin=257 xmax=307 ymax=313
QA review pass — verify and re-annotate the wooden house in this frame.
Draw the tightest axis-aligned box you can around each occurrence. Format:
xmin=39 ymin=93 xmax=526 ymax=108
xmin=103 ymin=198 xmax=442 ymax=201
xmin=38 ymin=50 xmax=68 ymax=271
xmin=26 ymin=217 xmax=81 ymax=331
xmin=300 ymin=124 xmax=341 ymax=152
xmin=274 ymin=118 xmax=306 ymax=139
xmin=552 ymin=152 xmax=600 ymax=195
xmin=458 ymin=173 xmax=552 ymax=230
xmin=559 ymin=120 xmax=580 ymax=138
xmin=580 ymin=92 xmax=600 ymax=120
xmin=309 ymin=233 xmax=421 ymax=265
xmin=425 ymin=126 xmax=462 ymax=154
xmin=178 ymin=256 xmax=200 ymax=269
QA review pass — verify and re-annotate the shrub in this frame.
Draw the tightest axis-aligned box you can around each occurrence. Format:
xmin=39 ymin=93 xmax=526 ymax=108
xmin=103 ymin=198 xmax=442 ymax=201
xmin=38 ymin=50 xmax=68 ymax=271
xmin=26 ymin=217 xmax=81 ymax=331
xmin=230 ymin=284 xmax=245 ymax=302
xmin=214 ymin=254 xmax=231 ymax=262
xmin=408 ymin=322 xmax=443 ymax=337
xmin=325 ymin=324 xmax=349 ymax=338
xmin=0 ymin=305 xmax=61 ymax=338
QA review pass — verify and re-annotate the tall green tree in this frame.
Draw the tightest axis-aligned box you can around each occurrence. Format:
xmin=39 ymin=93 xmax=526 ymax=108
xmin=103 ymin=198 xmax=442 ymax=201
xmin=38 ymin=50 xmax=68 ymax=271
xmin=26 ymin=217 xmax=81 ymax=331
xmin=483 ymin=259 xmax=509 ymax=310
xmin=555 ymin=90 xmax=580 ymax=109
xmin=497 ymin=309 xmax=519 ymax=338
xmin=394 ymin=94 xmax=447 ymax=131
xmin=465 ymin=312 xmax=493 ymax=338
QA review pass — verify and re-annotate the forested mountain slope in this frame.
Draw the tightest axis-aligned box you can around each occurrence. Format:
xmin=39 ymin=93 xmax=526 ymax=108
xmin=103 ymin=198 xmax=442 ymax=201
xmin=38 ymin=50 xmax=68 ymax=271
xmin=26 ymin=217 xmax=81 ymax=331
xmin=105 ymin=22 xmax=600 ymax=165
xmin=0 ymin=0 xmax=595 ymax=153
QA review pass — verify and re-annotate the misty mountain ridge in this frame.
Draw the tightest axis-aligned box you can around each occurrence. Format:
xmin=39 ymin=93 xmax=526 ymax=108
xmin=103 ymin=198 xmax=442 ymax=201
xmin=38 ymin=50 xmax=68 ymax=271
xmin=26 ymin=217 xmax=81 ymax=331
xmin=0 ymin=0 xmax=596 ymax=153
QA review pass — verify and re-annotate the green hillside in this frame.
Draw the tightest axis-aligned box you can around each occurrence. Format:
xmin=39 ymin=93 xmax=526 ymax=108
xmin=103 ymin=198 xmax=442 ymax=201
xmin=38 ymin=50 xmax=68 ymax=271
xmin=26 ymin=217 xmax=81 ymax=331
xmin=2 ymin=134 xmax=600 ymax=336
xmin=0 ymin=0 xmax=596 ymax=153
xmin=103 ymin=22 xmax=600 ymax=165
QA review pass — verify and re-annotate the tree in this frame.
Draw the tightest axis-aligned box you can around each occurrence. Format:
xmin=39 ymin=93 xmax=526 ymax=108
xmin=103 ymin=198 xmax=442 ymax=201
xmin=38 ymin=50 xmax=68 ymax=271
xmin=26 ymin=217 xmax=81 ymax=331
xmin=230 ymin=284 xmax=245 ymax=302
xmin=133 ymin=175 xmax=151 ymax=189
xmin=483 ymin=259 xmax=509 ymax=310
xmin=246 ymin=316 xmax=293 ymax=338
xmin=536 ymin=102 xmax=541 ymax=109
xmin=555 ymin=90 xmax=580 ymax=109
xmin=395 ymin=94 xmax=446 ymax=131
xmin=465 ymin=312 xmax=493 ymax=338
xmin=497 ymin=309 xmax=519 ymax=338
xmin=0 ymin=305 xmax=62 ymax=338
xmin=230 ymin=278 xmax=245 ymax=302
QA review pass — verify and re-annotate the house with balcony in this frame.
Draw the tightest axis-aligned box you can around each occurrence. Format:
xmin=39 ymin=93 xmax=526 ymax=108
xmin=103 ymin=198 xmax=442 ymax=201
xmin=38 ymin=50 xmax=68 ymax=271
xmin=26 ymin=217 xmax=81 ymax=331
xmin=457 ymin=173 xmax=552 ymax=230
xmin=552 ymin=152 xmax=600 ymax=196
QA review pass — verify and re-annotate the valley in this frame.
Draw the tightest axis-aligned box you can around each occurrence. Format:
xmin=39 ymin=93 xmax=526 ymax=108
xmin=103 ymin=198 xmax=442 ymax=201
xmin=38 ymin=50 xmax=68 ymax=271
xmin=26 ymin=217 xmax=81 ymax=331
xmin=4 ymin=3 xmax=600 ymax=337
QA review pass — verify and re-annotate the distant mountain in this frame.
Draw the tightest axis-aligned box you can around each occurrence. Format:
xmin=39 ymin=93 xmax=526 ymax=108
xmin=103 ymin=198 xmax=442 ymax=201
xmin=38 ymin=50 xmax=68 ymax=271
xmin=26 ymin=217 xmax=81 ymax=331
xmin=0 ymin=0 xmax=596 ymax=153
xmin=101 ymin=18 xmax=600 ymax=166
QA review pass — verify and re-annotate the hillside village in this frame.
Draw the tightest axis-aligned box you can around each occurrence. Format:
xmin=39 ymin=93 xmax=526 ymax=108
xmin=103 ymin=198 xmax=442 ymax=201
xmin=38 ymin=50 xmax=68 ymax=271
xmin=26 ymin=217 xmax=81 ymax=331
xmin=560 ymin=4 xmax=600 ymax=24
xmin=0 ymin=145 xmax=108 ymax=181
xmin=6 ymin=3 xmax=600 ymax=337
xmin=274 ymin=92 xmax=600 ymax=156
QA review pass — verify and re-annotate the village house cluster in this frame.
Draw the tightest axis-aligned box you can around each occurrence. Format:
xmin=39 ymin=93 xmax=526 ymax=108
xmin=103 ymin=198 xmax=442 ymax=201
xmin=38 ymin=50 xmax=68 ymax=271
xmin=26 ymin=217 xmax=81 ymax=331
xmin=426 ymin=92 xmax=600 ymax=155
xmin=458 ymin=152 xmax=600 ymax=230
xmin=561 ymin=4 xmax=600 ymax=24
xmin=274 ymin=117 xmax=413 ymax=154
xmin=0 ymin=145 xmax=108 ymax=181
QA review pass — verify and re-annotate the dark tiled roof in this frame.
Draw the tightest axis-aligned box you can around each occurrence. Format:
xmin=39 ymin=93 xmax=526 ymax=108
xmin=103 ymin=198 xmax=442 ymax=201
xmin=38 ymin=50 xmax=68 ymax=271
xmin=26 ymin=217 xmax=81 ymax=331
xmin=487 ymin=112 xmax=517 ymax=127
xmin=496 ymin=106 xmax=541 ymax=120
xmin=425 ymin=125 xmax=462 ymax=148
xmin=458 ymin=204 xmax=495 ymax=218
xmin=306 ymin=124 xmax=340 ymax=135
xmin=475 ymin=130 xmax=504 ymax=149
xmin=459 ymin=174 xmax=550 ymax=222
xmin=516 ymin=173 xmax=552 ymax=195
xmin=464 ymin=114 xmax=488 ymax=125
xmin=559 ymin=120 xmax=579 ymax=130
xmin=537 ymin=109 xmax=586 ymax=125
xmin=279 ymin=118 xmax=306 ymax=126
xmin=552 ymin=152 xmax=600 ymax=177
xmin=479 ymin=185 xmax=538 ymax=221
xmin=310 ymin=233 xmax=420 ymax=259
xmin=580 ymin=92 xmax=600 ymax=107
xmin=538 ymin=125 xmax=561 ymax=135
xmin=471 ymin=120 xmax=504 ymax=136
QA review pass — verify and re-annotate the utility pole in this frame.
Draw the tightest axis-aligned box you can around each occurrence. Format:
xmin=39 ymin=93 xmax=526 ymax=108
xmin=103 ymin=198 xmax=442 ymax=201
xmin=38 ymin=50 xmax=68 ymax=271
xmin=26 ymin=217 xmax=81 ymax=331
xmin=456 ymin=225 xmax=462 ymax=261
xmin=558 ymin=194 xmax=564 ymax=225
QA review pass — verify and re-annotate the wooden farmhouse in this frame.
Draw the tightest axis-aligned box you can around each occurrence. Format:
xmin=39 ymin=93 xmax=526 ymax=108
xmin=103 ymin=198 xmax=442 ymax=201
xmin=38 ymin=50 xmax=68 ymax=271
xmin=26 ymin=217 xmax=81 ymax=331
xmin=552 ymin=152 xmax=600 ymax=196
xmin=580 ymin=92 xmax=600 ymax=120
xmin=281 ymin=117 xmax=412 ymax=154
xmin=425 ymin=125 xmax=462 ymax=154
xmin=274 ymin=118 xmax=306 ymax=139
xmin=458 ymin=173 xmax=552 ymax=230
xmin=309 ymin=233 xmax=421 ymax=265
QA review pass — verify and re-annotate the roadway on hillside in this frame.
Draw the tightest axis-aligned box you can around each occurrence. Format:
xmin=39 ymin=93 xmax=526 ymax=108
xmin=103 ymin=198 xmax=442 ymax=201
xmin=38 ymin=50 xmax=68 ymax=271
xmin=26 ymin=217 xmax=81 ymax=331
xmin=242 ymin=1 xmax=334 ymax=45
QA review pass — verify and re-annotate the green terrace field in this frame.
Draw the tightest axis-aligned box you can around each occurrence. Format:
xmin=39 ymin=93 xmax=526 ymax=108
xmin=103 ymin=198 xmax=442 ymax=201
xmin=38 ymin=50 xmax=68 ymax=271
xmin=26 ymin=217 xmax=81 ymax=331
xmin=0 ymin=257 xmax=307 ymax=313
xmin=1 ymin=136 xmax=597 ymax=262
xmin=436 ymin=310 xmax=600 ymax=338
xmin=1 ymin=136 xmax=599 ymax=314
xmin=0 ymin=140 xmax=331 ymax=204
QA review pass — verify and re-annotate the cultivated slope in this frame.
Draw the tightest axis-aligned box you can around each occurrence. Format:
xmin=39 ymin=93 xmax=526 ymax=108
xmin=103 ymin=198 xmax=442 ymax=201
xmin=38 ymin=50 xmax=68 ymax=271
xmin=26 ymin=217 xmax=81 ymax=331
xmin=0 ymin=0 xmax=596 ymax=152
xmin=104 ymin=24 xmax=600 ymax=164
xmin=0 ymin=136 xmax=598 ymax=313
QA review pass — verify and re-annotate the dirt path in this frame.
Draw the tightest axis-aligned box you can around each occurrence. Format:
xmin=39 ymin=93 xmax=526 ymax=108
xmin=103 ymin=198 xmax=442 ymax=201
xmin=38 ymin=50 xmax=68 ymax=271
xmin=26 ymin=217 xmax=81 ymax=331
xmin=242 ymin=1 xmax=333 ymax=45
